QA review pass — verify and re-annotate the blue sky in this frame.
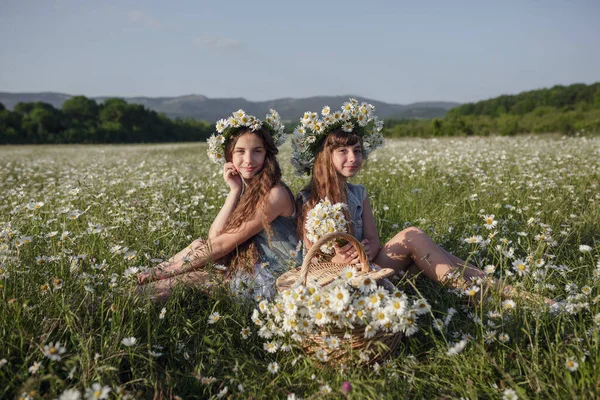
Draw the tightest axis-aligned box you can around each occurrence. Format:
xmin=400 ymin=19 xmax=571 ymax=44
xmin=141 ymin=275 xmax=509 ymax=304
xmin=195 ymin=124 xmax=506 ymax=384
xmin=0 ymin=0 xmax=598 ymax=104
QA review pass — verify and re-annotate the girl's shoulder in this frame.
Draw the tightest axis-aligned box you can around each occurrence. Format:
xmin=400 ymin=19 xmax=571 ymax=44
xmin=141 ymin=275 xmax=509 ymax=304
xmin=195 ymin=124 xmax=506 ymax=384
xmin=268 ymin=183 xmax=296 ymax=219
xmin=268 ymin=183 xmax=292 ymax=201
xmin=267 ymin=183 xmax=296 ymax=209
xmin=346 ymin=182 xmax=367 ymax=202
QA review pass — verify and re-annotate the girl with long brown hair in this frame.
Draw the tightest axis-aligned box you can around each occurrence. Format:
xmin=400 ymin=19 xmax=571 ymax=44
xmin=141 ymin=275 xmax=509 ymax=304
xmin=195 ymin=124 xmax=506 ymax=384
xmin=138 ymin=109 xmax=300 ymax=301
xmin=294 ymin=99 xmax=554 ymax=305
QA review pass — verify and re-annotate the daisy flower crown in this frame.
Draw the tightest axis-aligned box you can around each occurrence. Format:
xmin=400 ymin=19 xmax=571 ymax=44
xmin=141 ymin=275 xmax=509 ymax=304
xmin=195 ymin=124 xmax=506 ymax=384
xmin=290 ymin=98 xmax=385 ymax=175
xmin=207 ymin=109 xmax=286 ymax=165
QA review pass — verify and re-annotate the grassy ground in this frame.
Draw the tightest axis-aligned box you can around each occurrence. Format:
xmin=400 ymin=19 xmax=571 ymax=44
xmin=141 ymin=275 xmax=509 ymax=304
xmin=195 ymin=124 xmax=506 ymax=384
xmin=1 ymin=135 xmax=599 ymax=399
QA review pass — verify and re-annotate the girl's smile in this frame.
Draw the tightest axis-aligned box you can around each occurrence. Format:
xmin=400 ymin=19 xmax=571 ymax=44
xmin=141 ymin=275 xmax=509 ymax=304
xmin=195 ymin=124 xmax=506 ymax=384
xmin=232 ymin=132 xmax=267 ymax=179
xmin=332 ymin=143 xmax=363 ymax=178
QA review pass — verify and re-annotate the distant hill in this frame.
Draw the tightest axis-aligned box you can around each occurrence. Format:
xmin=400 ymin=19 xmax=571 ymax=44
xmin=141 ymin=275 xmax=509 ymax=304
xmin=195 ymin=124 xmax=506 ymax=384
xmin=448 ymin=82 xmax=600 ymax=117
xmin=0 ymin=92 xmax=459 ymax=121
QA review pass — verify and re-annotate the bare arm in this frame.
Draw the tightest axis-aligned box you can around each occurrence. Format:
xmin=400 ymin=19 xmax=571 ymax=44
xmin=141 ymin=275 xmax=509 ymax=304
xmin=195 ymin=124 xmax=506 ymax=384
xmin=209 ymin=189 xmax=242 ymax=239
xmin=209 ymin=162 xmax=243 ymax=239
xmin=360 ymin=196 xmax=380 ymax=260
xmin=328 ymin=195 xmax=380 ymax=264
xmin=148 ymin=185 xmax=293 ymax=280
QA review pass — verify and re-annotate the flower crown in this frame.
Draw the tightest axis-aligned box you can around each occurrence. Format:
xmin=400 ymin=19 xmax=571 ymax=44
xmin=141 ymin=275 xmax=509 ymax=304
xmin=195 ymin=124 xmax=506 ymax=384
xmin=290 ymin=98 xmax=385 ymax=175
xmin=207 ymin=109 xmax=286 ymax=164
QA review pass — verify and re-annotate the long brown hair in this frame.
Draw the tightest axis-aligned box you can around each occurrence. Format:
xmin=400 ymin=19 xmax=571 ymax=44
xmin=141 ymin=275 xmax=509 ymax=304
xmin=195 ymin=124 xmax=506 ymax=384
xmin=222 ymin=128 xmax=282 ymax=275
xmin=298 ymin=128 xmax=363 ymax=241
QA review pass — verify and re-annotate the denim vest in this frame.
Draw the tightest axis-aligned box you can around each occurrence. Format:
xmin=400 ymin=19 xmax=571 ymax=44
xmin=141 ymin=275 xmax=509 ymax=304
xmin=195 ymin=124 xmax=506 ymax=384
xmin=298 ymin=182 xmax=367 ymax=241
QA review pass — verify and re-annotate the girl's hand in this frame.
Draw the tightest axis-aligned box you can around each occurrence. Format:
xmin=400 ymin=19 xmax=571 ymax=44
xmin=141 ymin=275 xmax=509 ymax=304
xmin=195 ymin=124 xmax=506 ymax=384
xmin=137 ymin=266 xmax=170 ymax=284
xmin=223 ymin=162 xmax=242 ymax=192
xmin=361 ymin=239 xmax=374 ymax=261
xmin=137 ymin=271 xmax=152 ymax=285
xmin=331 ymin=242 xmax=360 ymax=265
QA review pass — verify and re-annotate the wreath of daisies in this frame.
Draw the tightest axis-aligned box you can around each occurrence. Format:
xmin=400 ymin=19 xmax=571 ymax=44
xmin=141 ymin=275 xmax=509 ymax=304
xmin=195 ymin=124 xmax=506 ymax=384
xmin=290 ymin=98 xmax=385 ymax=175
xmin=207 ymin=109 xmax=286 ymax=165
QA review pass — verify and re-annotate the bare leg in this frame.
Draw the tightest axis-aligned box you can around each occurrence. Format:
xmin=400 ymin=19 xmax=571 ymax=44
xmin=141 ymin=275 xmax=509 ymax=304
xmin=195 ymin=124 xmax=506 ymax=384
xmin=140 ymin=268 xmax=223 ymax=302
xmin=137 ymin=239 xmax=214 ymax=301
xmin=439 ymin=246 xmax=554 ymax=305
xmin=375 ymin=228 xmax=554 ymax=306
xmin=373 ymin=227 xmax=483 ymax=286
xmin=155 ymin=239 xmax=205 ymax=269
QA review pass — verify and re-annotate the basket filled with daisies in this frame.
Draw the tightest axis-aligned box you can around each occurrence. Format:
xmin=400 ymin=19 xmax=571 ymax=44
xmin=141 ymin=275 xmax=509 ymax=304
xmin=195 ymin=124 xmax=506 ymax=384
xmin=277 ymin=198 xmax=395 ymax=291
xmin=256 ymin=231 xmax=428 ymax=363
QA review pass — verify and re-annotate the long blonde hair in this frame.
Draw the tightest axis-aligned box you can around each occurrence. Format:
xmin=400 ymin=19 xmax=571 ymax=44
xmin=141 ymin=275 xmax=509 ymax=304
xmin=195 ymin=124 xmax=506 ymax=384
xmin=297 ymin=128 xmax=363 ymax=241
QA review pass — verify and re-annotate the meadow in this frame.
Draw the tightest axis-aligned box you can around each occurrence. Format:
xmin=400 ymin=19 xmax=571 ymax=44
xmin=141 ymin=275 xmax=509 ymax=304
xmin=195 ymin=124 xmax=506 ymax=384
xmin=1 ymin=135 xmax=599 ymax=399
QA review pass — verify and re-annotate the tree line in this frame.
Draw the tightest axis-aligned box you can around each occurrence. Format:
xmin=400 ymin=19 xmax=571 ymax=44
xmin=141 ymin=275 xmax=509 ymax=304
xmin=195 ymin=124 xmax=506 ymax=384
xmin=0 ymin=96 xmax=213 ymax=144
xmin=384 ymin=82 xmax=600 ymax=137
xmin=3 ymin=83 xmax=599 ymax=144
xmin=449 ymin=82 xmax=600 ymax=117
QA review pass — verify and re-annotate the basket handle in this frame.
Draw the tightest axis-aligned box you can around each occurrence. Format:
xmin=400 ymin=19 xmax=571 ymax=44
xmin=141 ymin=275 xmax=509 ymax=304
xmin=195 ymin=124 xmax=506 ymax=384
xmin=300 ymin=232 xmax=370 ymax=285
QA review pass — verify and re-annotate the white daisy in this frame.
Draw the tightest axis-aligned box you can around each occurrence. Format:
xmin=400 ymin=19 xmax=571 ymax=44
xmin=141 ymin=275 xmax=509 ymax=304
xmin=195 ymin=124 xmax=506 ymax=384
xmin=512 ymin=259 xmax=529 ymax=276
xmin=263 ymin=341 xmax=279 ymax=354
xmin=320 ymin=384 xmax=332 ymax=394
xmin=342 ymin=122 xmax=354 ymax=132
xmin=28 ymin=361 xmax=41 ymax=375
xmin=267 ymin=361 xmax=279 ymax=374
xmin=121 ymin=337 xmax=137 ymax=347
xmin=484 ymin=264 xmax=496 ymax=274
xmin=413 ymin=298 xmax=431 ymax=315
xmin=464 ymin=235 xmax=483 ymax=244
xmin=565 ymin=357 xmax=579 ymax=372
xmin=502 ymin=388 xmax=518 ymax=400
xmin=446 ymin=339 xmax=468 ymax=356
xmin=498 ymin=333 xmax=510 ymax=343
xmin=502 ymin=299 xmax=516 ymax=310
xmin=240 ymin=327 xmax=251 ymax=339
xmin=43 ymin=341 xmax=66 ymax=361
xmin=357 ymin=276 xmax=377 ymax=293
xmin=85 ymin=383 xmax=111 ymax=400
xmin=208 ymin=312 xmax=221 ymax=324
xmin=432 ymin=319 xmax=445 ymax=331
xmin=482 ymin=214 xmax=498 ymax=229
xmin=59 ymin=389 xmax=81 ymax=400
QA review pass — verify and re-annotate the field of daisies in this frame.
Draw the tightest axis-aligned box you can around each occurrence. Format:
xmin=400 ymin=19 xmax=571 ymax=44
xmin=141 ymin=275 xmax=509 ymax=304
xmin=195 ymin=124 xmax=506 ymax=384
xmin=1 ymin=135 xmax=599 ymax=399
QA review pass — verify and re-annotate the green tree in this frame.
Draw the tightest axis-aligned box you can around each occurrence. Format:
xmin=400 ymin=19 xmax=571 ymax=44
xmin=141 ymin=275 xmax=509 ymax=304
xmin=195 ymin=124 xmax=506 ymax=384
xmin=431 ymin=119 xmax=443 ymax=136
xmin=0 ymin=108 xmax=23 ymax=143
xmin=62 ymin=96 xmax=99 ymax=142
xmin=17 ymin=102 xmax=62 ymax=143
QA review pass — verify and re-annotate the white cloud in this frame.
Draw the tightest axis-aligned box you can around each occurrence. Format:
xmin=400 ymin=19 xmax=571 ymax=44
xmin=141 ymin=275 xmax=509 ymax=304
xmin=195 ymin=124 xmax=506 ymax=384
xmin=127 ymin=10 xmax=162 ymax=29
xmin=194 ymin=35 xmax=242 ymax=50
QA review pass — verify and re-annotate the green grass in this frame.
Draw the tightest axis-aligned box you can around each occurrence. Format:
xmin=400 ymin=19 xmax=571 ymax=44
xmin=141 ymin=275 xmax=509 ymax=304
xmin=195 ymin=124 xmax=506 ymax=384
xmin=1 ymin=135 xmax=599 ymax=399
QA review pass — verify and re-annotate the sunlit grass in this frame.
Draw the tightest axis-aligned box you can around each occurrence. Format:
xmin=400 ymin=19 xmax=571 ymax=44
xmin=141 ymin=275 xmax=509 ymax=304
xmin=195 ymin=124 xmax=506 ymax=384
xmin=1 ymin=135 xmax=599 ymax=399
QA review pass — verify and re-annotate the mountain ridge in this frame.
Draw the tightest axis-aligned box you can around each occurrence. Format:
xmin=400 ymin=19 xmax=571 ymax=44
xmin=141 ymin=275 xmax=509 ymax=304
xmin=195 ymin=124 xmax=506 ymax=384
xmin=0 ymin=91 xmax=459 ymax=121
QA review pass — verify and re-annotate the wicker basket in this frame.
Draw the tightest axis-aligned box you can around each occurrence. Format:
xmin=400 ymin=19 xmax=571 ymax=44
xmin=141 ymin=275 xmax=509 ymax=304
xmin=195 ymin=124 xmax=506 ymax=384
xmin=275 ymin=232 xmax=402 ymax=363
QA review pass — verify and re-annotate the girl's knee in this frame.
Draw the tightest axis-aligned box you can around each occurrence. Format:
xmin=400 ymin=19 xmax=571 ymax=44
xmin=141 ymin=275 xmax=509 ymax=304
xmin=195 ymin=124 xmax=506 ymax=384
xmin=402 ymin=226 xmax=424 ymax=236
xmin=394 ymin=226 xmax=424 ymax=241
